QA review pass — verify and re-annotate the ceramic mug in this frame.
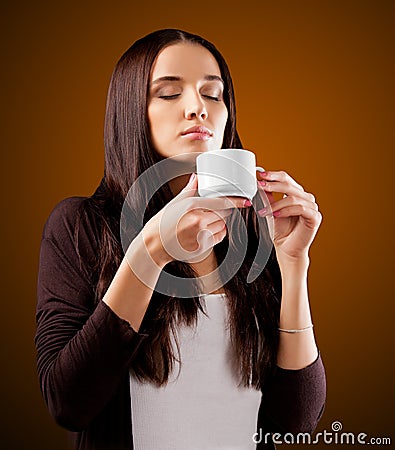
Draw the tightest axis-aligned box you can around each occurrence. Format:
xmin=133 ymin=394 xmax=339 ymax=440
xmin=196 ymin=149 xmax=264 ymax=200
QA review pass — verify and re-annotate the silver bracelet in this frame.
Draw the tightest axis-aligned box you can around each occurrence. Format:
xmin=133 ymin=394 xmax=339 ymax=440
xmin=278 ymin=324 xmax=314 ymax=333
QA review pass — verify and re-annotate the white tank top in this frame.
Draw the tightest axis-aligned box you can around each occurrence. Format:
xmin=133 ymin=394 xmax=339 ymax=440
xmin=129 ymin=294 xmax=261 ymax=450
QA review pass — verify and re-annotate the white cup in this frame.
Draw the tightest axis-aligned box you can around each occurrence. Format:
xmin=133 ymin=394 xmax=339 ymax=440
xmin=196 ymin=149 xmax=264 ymax=200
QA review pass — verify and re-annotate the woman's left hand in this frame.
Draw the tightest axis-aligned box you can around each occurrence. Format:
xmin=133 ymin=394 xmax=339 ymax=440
xmin=257 ymin=170 xmax=322 ymax=264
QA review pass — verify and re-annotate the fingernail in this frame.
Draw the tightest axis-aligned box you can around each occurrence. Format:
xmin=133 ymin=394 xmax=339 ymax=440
xmin=258 ymin=207 xmax=267 ymax=217
xmin=258 ymin=180 xmax=266 ymax=186
xmin=273 ymin=210 xmax=281 ymax=217
xmin=243 ymin=199 xmax=252 ymax=207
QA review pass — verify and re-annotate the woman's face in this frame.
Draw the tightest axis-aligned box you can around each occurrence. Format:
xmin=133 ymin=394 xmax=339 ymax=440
xmin=148 ymin=43 xmax=228 ymax=158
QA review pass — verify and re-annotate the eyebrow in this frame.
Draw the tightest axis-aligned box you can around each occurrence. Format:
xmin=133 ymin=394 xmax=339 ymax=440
xmin=151 ymin=75 xmax=224 ymax=86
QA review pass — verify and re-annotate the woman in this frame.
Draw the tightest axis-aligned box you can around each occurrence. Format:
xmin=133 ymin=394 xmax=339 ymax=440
xmin=36 ymin=29 xmax=326 ymax=450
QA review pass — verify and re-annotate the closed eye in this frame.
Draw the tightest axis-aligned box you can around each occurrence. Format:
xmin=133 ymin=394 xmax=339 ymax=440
xmin=159 ymin=94 xmax=180 ymax=100
xmin=203 ymin=95 xmax=221 ymax=102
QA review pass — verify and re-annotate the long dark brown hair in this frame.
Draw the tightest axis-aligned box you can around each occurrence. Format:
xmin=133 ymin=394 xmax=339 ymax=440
xmin=76 ymin=29 xmax=281 ymax=389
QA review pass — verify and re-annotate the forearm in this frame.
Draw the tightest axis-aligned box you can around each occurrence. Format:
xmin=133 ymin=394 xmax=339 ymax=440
xmin=276 ymin=255 xmax=318 ymax=370
xmin=36 ymin=235 xmax=158 ymax=430
xmin=258 ymin=257 xmax=325 ymax=436
xmin=36 ymin=301 xmax=145 ymax=430
xmin=103 ymin=230 xmax=168 ymax=332
xmin=258 ymin=353 xmax=326 ymax=436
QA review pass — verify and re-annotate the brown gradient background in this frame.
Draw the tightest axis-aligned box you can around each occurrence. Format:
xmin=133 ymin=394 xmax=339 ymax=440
xmin=1 ymin=0 xmax=394 ymax=449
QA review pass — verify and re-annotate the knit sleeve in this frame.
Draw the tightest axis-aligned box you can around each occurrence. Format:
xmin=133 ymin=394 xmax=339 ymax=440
xmin=256 ymin=352 xmax=326 ymax=448
xmin=35 ymin=197 xmax=147 ymax=432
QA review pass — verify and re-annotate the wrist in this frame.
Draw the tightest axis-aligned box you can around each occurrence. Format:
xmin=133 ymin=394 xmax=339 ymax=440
xmin=277 ymin=252 xmax=309 ymax=295
xmin=276 ymin=250 xmax=310 ymax=274
xmin=141 ymin=228 xmax=172 ymax=268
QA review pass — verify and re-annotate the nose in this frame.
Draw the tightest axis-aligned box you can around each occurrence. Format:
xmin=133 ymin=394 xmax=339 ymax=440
xmin=184 ymin=91 xmax=208 ymax=120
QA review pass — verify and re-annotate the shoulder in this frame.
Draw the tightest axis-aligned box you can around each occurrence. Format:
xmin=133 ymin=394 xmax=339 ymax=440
xmin=41 ymin=196 xmax=101 ymax=264
xmin=42 ymin=196 xmax=89 ymax=241
xmin=39 ymin=196 xmax=102 ymax=288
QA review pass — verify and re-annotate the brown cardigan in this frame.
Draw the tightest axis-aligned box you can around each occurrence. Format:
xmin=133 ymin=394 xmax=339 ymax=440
xmin=35 ymin=197 xmax=326 ymax=450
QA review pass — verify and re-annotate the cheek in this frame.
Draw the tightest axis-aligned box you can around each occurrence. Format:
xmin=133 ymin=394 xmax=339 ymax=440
xmin=212 ymin=107 xmax=228 ymax=148
xmin=222 ymin=109 xmax=228 ymax=128
xmin=218 ymin=105 xmax=228 ymax=132
xmin=148 ymin=105 xmax=165 ymax=141
xmin=147 ymin=105 xmax=155 ymax=134
xmin=150 ymin=101 xmax=176 ymax=122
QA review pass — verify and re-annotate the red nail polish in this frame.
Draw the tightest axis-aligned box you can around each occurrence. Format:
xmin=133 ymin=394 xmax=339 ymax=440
xmin=258 ymin=180 xmax=266 ymax=186
xmin=258 ymin=207 xmax=267 ymax=217
xmin=273 ymin=210 xmax=281 ymax=217
xmin=243 ymin=199 xmax=252 ymax=207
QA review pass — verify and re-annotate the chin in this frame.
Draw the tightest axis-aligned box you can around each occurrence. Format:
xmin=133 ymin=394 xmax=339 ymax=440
xmin=187 ymin=140 xmax=219 ymax=152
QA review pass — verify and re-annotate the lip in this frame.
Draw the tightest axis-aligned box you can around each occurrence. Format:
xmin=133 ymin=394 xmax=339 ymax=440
xmin=181 ymin=125 xmax=213 ymax=140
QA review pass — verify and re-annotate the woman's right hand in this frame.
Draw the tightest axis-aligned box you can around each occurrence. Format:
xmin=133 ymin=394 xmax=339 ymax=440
xmin=142 ymin=173 xmax=251 ymax=266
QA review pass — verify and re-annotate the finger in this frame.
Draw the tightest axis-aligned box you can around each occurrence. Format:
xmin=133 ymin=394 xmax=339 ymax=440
xmin=258 ymin=178 xmax=305 ymax=196
xmin=195 ymin=219 xmax=227 ymax=251
xmin=192 ymin=196 xmax=251 ymax=211
xmin=205 ymin=217 xmax=228 ymax=235
xmin=184 ymin=206 xmax=232 ymax=223
xmin=258 ymin=196 xmax=318 ymax=217
xmin=190 ymin=210 xmax=231 ymax=233
xmin=258 ymin=180 xmax=315 ymax=203
xmin=258 ymin=170 xmax=304 ymax=191
xmin=178 ymin=173 xmax=198 ymax=197
xmin=271 ymin=195 xmax=319 ymax=213
xmin=211 ymin=223 xmax=228 ymax=246
xmin=199 ymin=208 xmax=233 ymax=222
xmin=272 ymin=205 xmax=322 ymax=228
xmin=215 ymin=208 xmax=233 ymax=218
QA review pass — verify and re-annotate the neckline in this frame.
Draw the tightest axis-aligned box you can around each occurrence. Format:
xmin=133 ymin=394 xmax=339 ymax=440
xmin=202 ymin=293 xmax=226 ymax=297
